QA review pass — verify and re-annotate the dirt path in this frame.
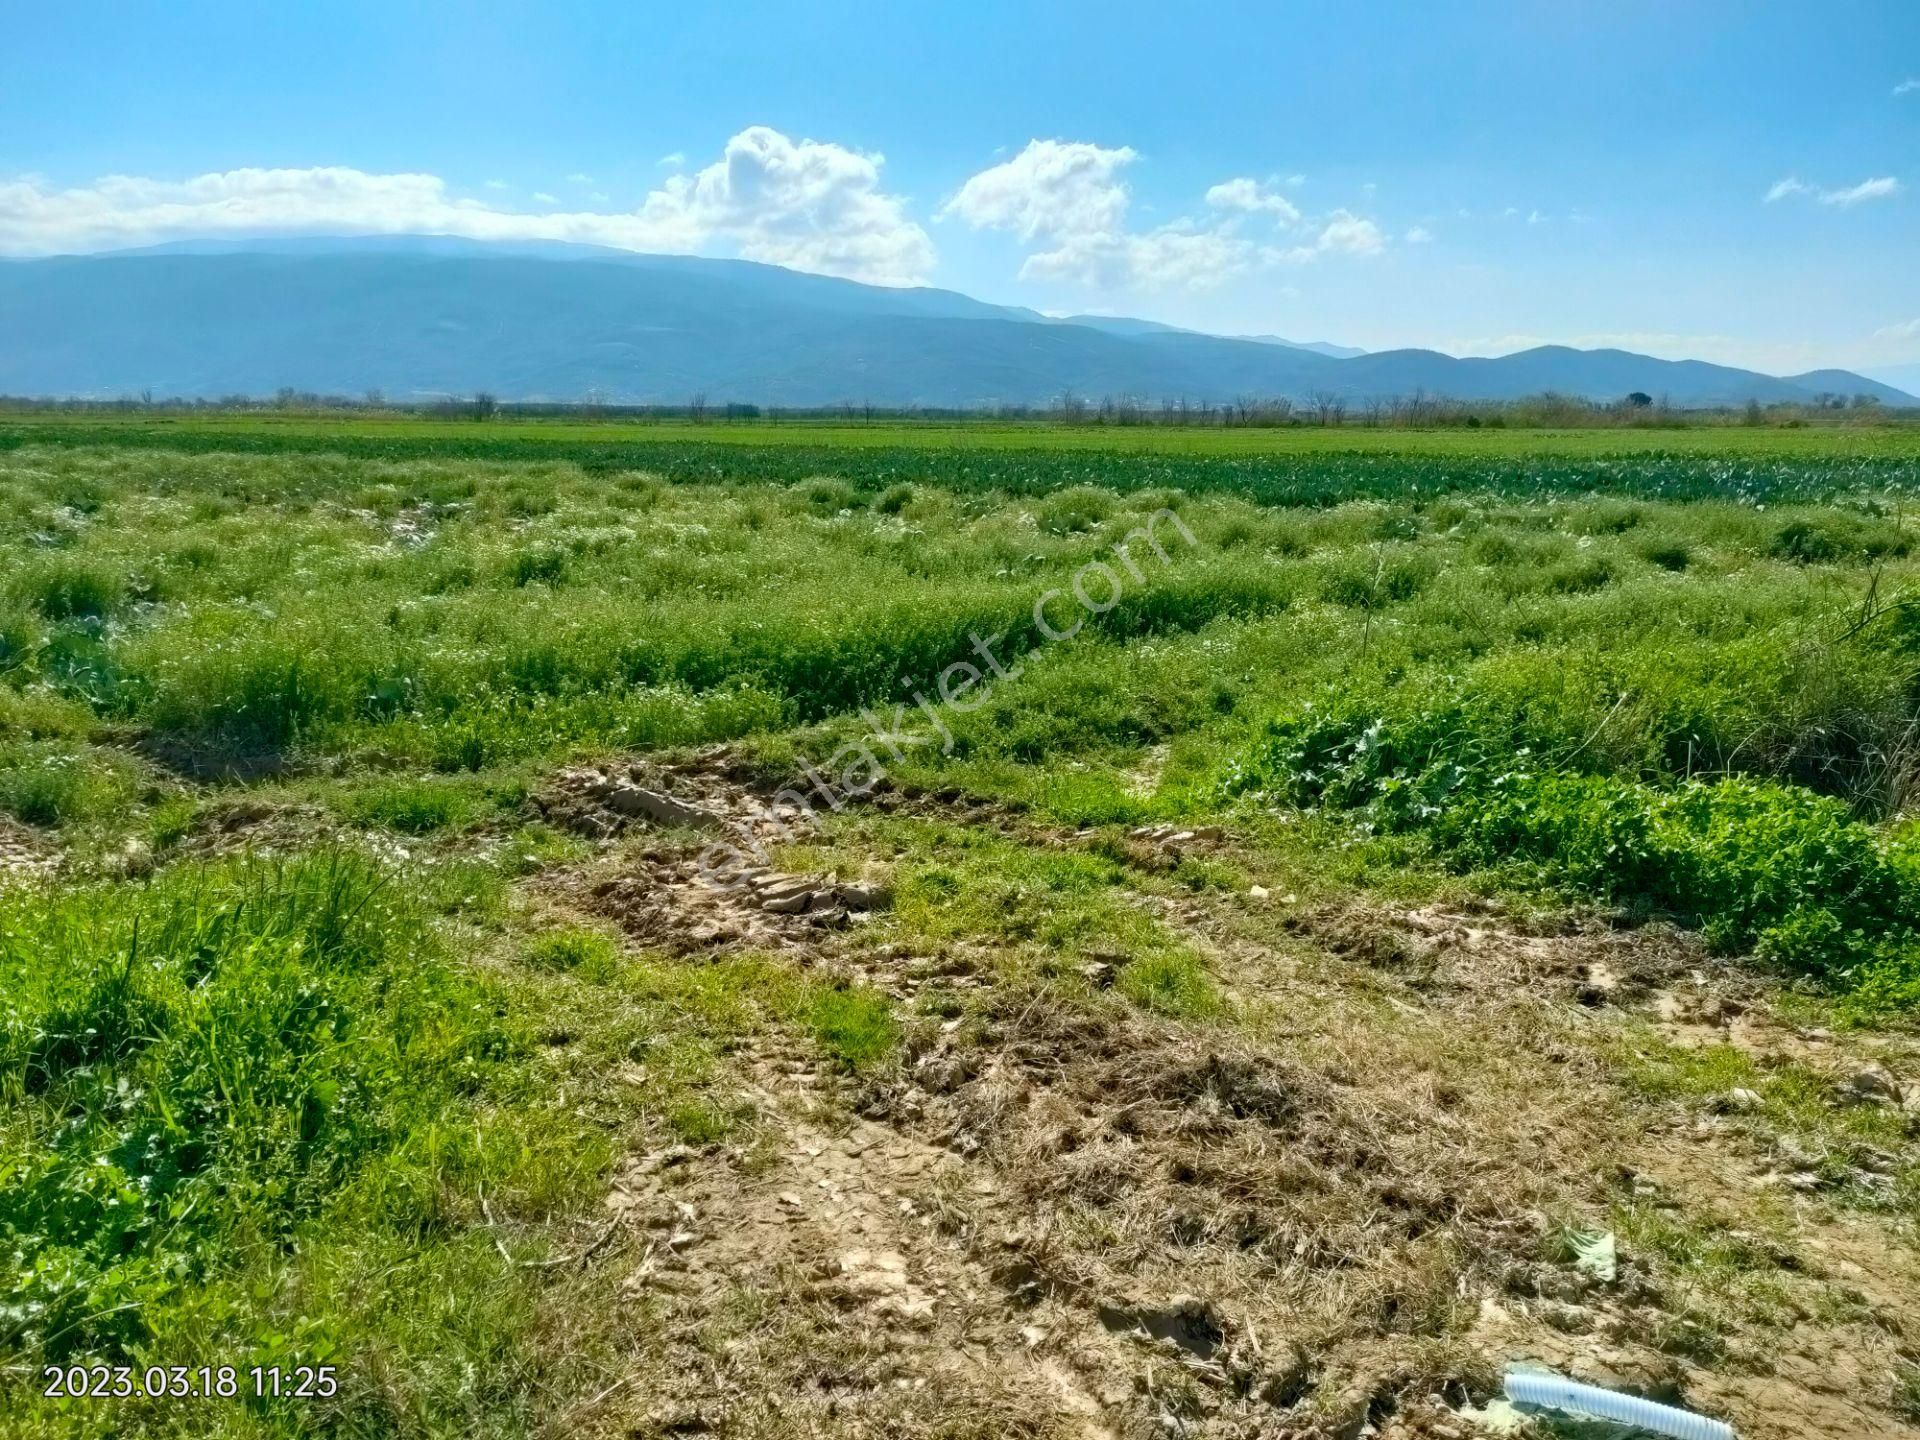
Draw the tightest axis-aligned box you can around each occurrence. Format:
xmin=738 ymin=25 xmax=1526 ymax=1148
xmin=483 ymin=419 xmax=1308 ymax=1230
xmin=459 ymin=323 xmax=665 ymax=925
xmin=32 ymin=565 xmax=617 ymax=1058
xmin=528 ymin=755 xmax=1920 ymax=1439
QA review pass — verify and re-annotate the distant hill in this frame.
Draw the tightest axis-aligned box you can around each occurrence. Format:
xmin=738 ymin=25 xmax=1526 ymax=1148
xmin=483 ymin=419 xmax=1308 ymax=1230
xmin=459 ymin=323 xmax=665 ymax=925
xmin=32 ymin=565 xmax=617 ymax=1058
xmin=0 ymin=237 xmax=1911 ymax=408
xmin=1062 ymin=314 xmax=1365 ymax=360
xmin=1236 ymin=334 xmax=1369 ymax=359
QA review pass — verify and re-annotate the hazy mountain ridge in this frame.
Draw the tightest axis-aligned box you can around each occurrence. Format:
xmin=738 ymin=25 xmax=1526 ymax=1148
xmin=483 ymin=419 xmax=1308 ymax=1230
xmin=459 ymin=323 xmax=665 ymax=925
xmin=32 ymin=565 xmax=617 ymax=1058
xmin=1 ymin=238 xmax=1911 ymax=408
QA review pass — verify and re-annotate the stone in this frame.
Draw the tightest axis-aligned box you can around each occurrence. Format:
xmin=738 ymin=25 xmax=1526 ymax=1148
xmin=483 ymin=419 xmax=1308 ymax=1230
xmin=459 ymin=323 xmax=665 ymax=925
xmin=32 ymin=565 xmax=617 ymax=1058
xmin=604 ymin=784 xmax=721 ymax=830
xmin=1843 ymin=1064 xmax=1901 ymax=1104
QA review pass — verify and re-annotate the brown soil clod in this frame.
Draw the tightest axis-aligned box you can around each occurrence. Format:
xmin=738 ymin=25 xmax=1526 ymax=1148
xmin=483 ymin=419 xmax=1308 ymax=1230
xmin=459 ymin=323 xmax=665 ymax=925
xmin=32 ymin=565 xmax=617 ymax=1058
xmin=540 ymin=763 xmax=729 ymax=838
xmin=543 ymin=755 xmax=897 ymax=954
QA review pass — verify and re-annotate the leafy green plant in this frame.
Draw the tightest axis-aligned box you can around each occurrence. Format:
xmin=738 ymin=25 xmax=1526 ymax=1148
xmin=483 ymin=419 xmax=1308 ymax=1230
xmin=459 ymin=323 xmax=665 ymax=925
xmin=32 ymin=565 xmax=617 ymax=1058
xmin=0 ymin=852 xmax=527 ymax=1362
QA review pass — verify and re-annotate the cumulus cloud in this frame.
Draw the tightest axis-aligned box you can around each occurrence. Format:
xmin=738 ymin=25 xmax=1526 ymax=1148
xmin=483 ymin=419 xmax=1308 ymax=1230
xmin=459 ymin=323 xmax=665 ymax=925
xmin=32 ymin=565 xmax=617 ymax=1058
xmin=1404 ymin=225 xmax=1433 ymax=244
xmin=643 ymin=126 xmax=934 ymax=282
xmin=0 ymin=128 xmax=936 ymax=285
xmin=1314 ymin=210 xmax=1385 ymax=255
xmin=944 ymin=140 xmax=1381 ymax=291
xmin=943 ymin=140 xmax=1247 ymax=289
xmin=1765 ymin=174 xmax=1903 ymax=206
xmin=942 ymin=140 xmax=1136 ymax=244
xmin=1896 ymin=78 xmax=1919 ymax=97
xmin=1204 ymin=177 xmax=1300 ymax=223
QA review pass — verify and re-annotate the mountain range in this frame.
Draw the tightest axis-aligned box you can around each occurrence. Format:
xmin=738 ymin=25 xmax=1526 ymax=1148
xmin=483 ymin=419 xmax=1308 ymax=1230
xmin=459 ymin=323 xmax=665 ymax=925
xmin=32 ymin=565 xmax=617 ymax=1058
xmin=1 ymin=236 xmax=1912 ymax=409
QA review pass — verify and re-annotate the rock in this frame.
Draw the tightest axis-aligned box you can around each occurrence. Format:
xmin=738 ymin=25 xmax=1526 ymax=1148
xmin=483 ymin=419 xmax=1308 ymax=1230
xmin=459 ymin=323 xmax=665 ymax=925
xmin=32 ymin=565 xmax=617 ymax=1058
xmin=762 ymin=889 xmax=818 ymax=915
xmin=756 ymin=877 xmax=815 ymax=903
xmin=839 ymin=883 xmax=892 ymax=912
xmin=1248 ymin=885 xmax=1270 ymax=901
xmin=1080 ymin=960 xmax=1117 ymax=989
xmin=836 ymin=1248 xmax=910 ymax=1296
xmin=118 ymin=838 xmax=154 ymax=878
xmin=604 ymin=784 xmax=721 ymax=830
xmin=1843 ymin=1064 xmax=1901 ymax=1104
xmin=1724 ymin=1087 xmax=1764 ymax=1112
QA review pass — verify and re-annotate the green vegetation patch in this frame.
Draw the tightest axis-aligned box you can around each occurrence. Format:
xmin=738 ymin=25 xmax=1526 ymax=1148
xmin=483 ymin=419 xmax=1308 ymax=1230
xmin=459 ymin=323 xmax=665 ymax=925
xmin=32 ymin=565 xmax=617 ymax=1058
xmin=0 ymin=852 xmax=532 ymax=1364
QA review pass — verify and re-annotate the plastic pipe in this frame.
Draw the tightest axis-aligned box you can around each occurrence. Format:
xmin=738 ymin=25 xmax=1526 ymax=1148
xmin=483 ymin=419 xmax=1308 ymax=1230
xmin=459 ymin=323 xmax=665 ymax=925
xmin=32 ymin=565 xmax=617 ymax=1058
xmin=1504 ymin=1369 xmax=1735 ymax=1440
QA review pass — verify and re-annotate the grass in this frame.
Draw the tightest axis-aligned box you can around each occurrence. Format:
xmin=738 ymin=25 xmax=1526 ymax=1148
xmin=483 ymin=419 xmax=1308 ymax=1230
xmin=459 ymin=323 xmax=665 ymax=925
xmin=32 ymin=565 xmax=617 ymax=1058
xmin=8 ymin=425 xmax=1920 ymax=1435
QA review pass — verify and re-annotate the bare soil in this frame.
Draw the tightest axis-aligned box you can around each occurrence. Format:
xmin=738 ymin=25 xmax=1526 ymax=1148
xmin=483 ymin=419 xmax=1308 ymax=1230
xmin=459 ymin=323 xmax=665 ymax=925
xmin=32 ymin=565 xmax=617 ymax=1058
xmin=528 ymin=756 xmax=1920 ymax=1439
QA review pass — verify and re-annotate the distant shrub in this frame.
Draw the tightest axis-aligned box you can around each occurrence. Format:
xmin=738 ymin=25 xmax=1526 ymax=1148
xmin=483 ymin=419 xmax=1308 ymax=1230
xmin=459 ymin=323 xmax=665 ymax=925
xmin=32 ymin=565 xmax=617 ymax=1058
xmin=343 ymin=777 xmax=481 ymax=834
xmin=0 ymin=743 xmax=134 ymax=827
xmin=504 ymin=545 xmax=569 ymax=587
xmin=875 ymin=482 xmax=917 ymax=515
xmin=1544 ymin=555 xmax=1613 ymax=594
xmin=1641 ymin=540 xmax=1692 ymax=571
xmin=1770 ymin=516 xmax=1910 ymax=565
xmin=794 ymin=477 xmax=861 ymax=514
xmin=1318 ymin=553 xmax=1434 ymax=607
xmin=18 ymin=560 xmax=125 ymax=622
xmin=1038 ymin=486 xmax=1116 ymax=535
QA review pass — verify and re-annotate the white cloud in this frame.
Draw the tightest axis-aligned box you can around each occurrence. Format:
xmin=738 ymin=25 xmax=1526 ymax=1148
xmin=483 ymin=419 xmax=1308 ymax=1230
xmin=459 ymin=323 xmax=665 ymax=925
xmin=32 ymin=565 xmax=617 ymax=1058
xmin=657 ymin=152 xmax=686 ymax=168
xmin=1273 ymin=217 xmax=1371 ymax=263
xmin=1875 ymin=317 xmax=1920 ymax=341
xmin=0 ymin=128 xmax=937 ymax=285
xmin=566 ymin=172 xmax=594 ymax=184
xmin=1204 ymin=177 xmax=1301 ymax=223
xmin=1305 ymin=210 xmax=1385 ymax=257
xmin=944 ymin=140 xmax=1251 ymax=290
xmin=532 ymin=191 xmax=558 ymax=205
xmin=1895 ymin=78 xmax=1919 ymax=97
xmin=644 ymin=127 xmax=934 ymax=282
xmin=945 ymin=140 xmax=1382 ymax=291
xmin=1404 ymin=225 xmax=1434 ymax=244
xmin=1019 ymin=220 xmax=1269 ymax=291
xmin=1824 ymin=176 xmax=1902 ymax=206
xmin=483 ymin=179 xmax=508 ymax=191
xmin=1766 ymin=174 xmax=1903 ymax=206
xmin=942 ymin=139 xmax=1136 ymax=244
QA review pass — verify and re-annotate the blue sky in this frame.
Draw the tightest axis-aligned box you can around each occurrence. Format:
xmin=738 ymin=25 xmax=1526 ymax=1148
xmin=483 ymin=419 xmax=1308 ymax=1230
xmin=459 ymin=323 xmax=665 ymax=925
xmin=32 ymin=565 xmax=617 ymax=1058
xmin=5 ymin=0 xmax=1918 ymax=378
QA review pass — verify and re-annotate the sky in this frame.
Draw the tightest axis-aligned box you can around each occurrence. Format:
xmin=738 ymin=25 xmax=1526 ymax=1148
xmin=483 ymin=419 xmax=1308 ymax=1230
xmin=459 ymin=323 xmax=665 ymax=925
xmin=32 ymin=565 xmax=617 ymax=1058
xmin=4 ymin=0 xmax=1918 ymax=379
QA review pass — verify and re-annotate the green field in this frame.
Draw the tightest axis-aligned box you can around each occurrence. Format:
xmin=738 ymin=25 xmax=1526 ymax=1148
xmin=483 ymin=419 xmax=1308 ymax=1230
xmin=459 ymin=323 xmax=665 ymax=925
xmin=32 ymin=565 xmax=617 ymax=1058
xmin=11 ymin=410 xmax=1920 ymax=456
xmin=7 ymin=421 xmax=1920 ymax=1438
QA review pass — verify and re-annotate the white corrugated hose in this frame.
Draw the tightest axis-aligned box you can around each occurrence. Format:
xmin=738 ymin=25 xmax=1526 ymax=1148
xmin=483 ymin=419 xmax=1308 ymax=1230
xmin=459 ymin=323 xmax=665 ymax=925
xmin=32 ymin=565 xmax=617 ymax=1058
xmin=1504 ymin=1369 xmax=1735 ymax=1440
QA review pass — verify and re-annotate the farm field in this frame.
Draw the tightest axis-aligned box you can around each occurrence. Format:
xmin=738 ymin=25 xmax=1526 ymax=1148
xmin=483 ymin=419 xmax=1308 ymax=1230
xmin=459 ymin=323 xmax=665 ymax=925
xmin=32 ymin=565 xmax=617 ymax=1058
xmin=8 ymin=422 xmax=1920 ymax=1437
